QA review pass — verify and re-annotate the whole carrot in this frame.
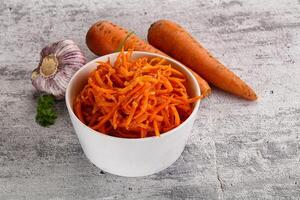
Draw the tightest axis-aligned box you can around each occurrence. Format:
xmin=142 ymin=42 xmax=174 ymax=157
xmin=148 ymin=19 xmax=257 ymax=100
xmin=86 ymin=20 xmax=211 ymax=98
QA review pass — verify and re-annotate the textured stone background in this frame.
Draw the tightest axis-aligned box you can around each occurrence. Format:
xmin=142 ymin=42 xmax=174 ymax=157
xmin=0 ymin=0 xmax=300 ymax=199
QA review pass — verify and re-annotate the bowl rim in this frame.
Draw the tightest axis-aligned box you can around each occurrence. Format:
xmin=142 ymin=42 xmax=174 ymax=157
xmin=65 ymin=51 xmax=201 ymax=141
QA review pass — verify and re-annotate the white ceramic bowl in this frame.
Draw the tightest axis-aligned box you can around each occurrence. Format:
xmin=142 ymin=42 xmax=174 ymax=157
xmin=66 ymin=51 xmax=200 ymax=177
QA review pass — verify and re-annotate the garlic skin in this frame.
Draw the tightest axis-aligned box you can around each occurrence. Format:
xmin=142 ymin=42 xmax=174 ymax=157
xmin=31 ymin=40 xmax=86 ymax=99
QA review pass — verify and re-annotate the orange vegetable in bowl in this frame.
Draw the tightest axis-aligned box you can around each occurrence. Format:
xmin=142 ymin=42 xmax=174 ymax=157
xmin=73 ymin=49 xmax=200 ymax=138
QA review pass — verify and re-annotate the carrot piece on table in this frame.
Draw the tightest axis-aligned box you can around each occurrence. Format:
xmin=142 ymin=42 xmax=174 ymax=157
xmin=148 ymin=19 xmax=257 ymax=100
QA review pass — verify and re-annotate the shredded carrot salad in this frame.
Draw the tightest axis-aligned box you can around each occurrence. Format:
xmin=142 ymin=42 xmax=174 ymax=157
xmin=74 ymin=49 xmax=200 ymax=138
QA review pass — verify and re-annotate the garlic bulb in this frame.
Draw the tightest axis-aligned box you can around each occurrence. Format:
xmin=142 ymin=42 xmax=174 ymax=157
xmin=31 ymin=40 xmax=86 ymax=99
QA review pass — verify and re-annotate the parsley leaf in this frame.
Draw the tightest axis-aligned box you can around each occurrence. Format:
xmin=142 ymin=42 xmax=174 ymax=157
xmin=36 ymin=95 xmax=57 ymax=127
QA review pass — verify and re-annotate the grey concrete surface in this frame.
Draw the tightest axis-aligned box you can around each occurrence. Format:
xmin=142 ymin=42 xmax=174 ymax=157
xmin=0 ymin=0 xmax=300 ymax=199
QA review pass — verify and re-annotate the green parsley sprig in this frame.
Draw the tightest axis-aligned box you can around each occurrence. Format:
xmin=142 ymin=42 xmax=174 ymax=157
xmin=36 ymin=95 xmax=57 ymax=127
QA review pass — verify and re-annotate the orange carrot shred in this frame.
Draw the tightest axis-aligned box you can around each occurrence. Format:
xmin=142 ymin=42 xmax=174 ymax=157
xmin=170 ymin=105 xmax=180 ymax=126
xmin=153 ymin=120 xmax=160 ymax=137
